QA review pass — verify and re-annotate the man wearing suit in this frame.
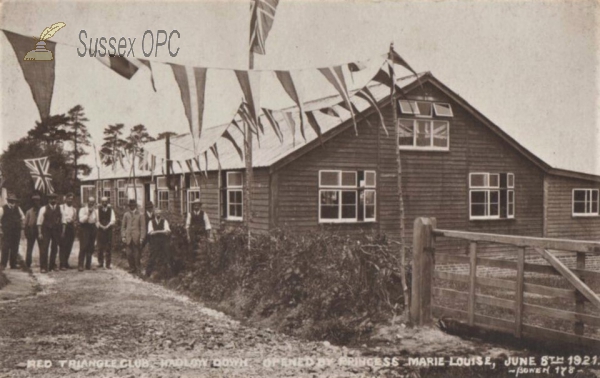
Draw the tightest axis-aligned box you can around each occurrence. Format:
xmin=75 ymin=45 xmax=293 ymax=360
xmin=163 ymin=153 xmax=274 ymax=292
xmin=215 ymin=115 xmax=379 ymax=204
xmin=78 ymin=196 xmax=97 ymax=271
xmin=122 ymin=199 xmax=145 ymax=274
xmin=37 ymin=193 xmax=62 ymax=273
xmin=59 ymin=193 xmax=77 ymax=270
xmin=24 ymin=194 xmax=41 ymax=269
xmin=96 ymin=197 xmax=115 ymax=269
xmin=0 ymin=193 xmax=25 ymax=270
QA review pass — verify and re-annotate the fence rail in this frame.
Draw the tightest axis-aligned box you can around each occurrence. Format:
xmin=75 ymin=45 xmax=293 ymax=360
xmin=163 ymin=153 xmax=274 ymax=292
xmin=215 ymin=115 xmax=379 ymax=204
xmin=410 ymin=217 xmax=600 ymax=350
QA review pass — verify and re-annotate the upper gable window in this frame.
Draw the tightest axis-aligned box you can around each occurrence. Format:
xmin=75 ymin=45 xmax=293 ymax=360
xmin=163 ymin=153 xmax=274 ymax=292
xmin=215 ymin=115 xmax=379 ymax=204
xmin=433 ymin=103 xmax=454 ymax=117
xmin=399 ymin=100 xmax=453 ymax=118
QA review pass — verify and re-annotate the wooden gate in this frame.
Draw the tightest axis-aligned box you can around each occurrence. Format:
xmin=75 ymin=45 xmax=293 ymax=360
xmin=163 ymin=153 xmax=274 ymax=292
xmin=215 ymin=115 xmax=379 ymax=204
xmin=410 ymin=217 xmax=600 ymax=349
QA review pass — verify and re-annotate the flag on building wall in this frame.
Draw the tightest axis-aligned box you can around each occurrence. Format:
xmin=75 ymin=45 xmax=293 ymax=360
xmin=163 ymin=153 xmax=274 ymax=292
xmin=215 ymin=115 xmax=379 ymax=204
xmin=249 ymin=0 xmax=280 ymax=55
xmin=3 ymin=30 xmax=56 ymax=122
xmin=24 ymin=156 xmax=54 ymax=194
xmin=170 ymin=64 xmax=208 ymax=149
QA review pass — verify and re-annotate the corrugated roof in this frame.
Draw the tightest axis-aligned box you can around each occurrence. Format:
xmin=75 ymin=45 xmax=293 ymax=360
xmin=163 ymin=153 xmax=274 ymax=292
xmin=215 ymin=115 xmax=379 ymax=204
xmin=85 ymin=74 xmax=420 ymax=181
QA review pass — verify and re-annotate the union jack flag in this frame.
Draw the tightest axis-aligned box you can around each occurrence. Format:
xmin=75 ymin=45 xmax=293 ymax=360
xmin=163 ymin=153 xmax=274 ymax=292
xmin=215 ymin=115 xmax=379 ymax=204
xmin=249 ymin=0 xmax=279 ymax=55
xmin=24 ymin=156 xmax=54 ymax=194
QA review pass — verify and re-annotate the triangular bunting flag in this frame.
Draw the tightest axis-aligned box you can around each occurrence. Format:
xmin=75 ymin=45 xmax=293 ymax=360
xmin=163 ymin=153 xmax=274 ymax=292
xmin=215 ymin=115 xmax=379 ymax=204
xmin=319 ymin=106 xmax=341 ymax=119
xmin=388 ymin=48 xmax=418 ymax=77
xmin=3 ymin=30 xmax=56 ymax=122
xmin=170 ymin=64 xmax=208 ymax=150
xmin=262 ymin=108 xmax=283 ymax=142
xmin=281 ymin=111 xmax=297 ymax=146
xmin=138 ymin=59 xmax=157 ymax=92
xmin=150 ymin=155 xmax=156 ymax=180
xmin=275 ymin=70 xmax=306 ymax=138
xmin=318 ymin=65 xmax=357 ymax=135
xmin=235 ymin=70 xmax=261 ymax=126
xmin=203 ymin=151 xmax=209 ymax=178
xmin=223 ymin=130 xmax=244 ymax=161
xmin=348 ymin=61 xmax=368 ymax=72
xmin=356 ymin=87 xmax=389 ymax=136
xmin=209 ymin=144 xmax=221 ymax=169
xmin=96 ymin=55 xmax=139 ymax=79
xmin=305 ymin=112 xmax=322 ymax=142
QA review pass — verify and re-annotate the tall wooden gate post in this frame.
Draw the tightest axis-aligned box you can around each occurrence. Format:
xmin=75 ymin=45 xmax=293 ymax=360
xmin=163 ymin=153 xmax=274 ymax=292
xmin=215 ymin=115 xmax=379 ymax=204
xmin=410 ymin=217 xmax=436 ymax=326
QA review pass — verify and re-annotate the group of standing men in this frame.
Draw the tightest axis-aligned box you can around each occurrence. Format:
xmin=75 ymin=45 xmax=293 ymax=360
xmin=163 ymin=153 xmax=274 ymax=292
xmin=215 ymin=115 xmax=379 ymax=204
xmin=0 ymin=192 xmax=213 ymax=277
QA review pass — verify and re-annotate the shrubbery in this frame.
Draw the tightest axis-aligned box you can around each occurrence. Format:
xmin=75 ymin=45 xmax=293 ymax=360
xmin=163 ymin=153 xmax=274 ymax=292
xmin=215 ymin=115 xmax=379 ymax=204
xmin=110 ymin=208 xmax=409 ymax=343
xmin=171 ymin=226 xmax=408 ymax=343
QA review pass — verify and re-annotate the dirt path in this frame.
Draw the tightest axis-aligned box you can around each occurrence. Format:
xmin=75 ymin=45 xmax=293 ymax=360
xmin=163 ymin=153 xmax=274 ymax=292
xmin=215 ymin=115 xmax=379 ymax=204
xmin=0 ymin=242 xmax=527 ymax=378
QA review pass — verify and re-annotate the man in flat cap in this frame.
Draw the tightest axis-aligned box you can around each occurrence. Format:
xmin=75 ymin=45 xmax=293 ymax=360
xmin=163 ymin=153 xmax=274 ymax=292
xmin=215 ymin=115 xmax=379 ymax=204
xmin=121 ymin=199 xmax=145 ymax=274
xmin=78 ymin=196 xmax=97 ymax=271
xmin=185 ymin=200 xmax=212 ymax=254
xmin=37 ymin=193 xmax=62 ymax=272
xmin=146 ymin=208 xmax=172 ymax=277
xmin=0 ymin=193 xmax=24 ymax=269
xmin=96 ymin=196 xmax=115 ymax=269
xmin=59 ymin=193 xmax=77 ymax=270
xmin=24 ymin=193 xmax=41 ymax=268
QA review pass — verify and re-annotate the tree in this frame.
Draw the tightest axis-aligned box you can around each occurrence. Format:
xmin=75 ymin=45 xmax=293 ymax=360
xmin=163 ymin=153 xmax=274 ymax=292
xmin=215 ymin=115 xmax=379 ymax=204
xmin=65 ymin=105 xmax=92 ymax=179
xmin=126 ymin=124 xmax=155 ymax=157
xmin=156 ymin=131 xmax=178 ymax=140
xmin=26 ymin=114 xmax=70 ymax=147
xmin=100 ymin=124 xmax=127 ymax=168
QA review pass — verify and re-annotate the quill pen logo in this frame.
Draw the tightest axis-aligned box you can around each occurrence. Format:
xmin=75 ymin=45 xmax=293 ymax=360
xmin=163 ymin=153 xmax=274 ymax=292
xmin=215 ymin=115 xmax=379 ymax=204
xmin=24 ymin=22 xmax=66 ymax=61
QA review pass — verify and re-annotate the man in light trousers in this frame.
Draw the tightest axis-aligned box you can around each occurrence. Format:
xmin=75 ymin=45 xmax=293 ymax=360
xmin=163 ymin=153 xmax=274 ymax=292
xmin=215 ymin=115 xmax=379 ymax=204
xmin=121 ymin=199 xmax=145 ymax=274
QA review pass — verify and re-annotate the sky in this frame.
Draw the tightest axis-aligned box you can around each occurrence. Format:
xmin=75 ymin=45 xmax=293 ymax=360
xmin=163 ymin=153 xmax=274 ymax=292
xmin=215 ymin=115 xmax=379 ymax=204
xmin=1 ymin=0 xmax=599 ymax=174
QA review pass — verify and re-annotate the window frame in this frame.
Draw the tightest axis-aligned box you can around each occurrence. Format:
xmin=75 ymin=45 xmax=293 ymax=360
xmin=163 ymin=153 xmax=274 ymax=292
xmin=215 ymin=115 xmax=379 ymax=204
xmin=398 ymin=118 xmax=450 ymax=151
xmin=157 ymin=189 xmax=169 ymax=211
xmin=226 ymin=171 xmax=243 ymax=221
xmin=186 ymin=189 xmax=201 ymax=213
xmin=433 ymin=102 xmax=454 ymax=117
xmin=80 ymin=185 xmax=95 ymax=206
xmin=363 ymin=189 xmax=376 ymax=222
xmin=572 ymin=188 xmax=599 ymax=217
xmin=469 ymin=172 xmax=514 ymax=220
xmin=318 ymin=170 xmax=376 ymax=223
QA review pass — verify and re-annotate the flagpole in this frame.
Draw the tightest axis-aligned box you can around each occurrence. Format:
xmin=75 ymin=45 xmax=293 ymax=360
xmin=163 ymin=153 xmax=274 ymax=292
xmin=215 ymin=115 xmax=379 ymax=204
xmin=245 ymin=43 xmax=255 ymax=250
xmin=389 ymin=42 xmax=409 ymax=317
xmin=132 ymin=147 xmax=138 ymax=204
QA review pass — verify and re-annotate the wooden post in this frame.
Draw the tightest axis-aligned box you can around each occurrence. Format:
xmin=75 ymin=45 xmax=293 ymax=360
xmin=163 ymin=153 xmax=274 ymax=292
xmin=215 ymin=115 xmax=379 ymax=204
xmin=389 ymin=43 xmax=409 ymax=315
xmin=410 ymin=217 xmax=436 ymax=326
xmin=575 ymin=252 xmax=586 ymax=335
xmin=515 ymin=247 xmax=526 ymax=338
xmin=245 ymin=46 xmax=255 ymax=249
xmin=467 ymin=242 xmax=477 ymax=326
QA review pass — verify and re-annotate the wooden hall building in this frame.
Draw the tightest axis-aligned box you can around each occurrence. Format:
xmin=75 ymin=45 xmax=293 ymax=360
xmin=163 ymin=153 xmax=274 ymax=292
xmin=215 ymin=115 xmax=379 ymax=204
xmin=81 ymin=73 xmax=600 ymax=251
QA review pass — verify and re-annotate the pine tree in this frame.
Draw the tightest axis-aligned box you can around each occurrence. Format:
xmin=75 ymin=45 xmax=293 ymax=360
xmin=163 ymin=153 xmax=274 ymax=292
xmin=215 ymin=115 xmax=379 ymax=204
xmin=66 ymin=105 xmax=92 ymax=179
xmin=126 ymin=124 xmax=156 ymax=158
xmin=100 ymin=124 xmax=127 ymax=168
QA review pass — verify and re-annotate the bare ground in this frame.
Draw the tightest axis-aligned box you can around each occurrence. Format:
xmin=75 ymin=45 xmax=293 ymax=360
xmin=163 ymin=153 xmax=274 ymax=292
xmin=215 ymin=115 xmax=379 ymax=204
xmin=0 ymin=243 xmax=544 ymax=378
